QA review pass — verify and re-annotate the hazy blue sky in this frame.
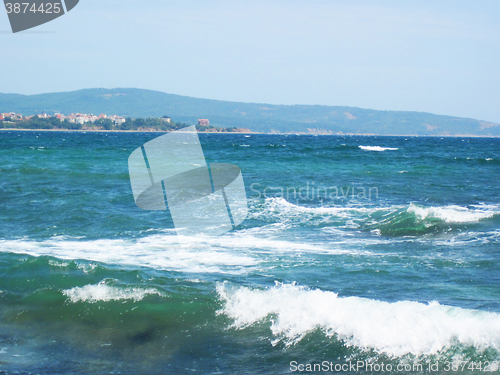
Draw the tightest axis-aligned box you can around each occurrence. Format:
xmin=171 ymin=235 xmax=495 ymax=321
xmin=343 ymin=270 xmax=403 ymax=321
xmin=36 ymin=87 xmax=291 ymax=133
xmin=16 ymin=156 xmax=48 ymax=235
xmin=1 ymin=0 xmax=499 ymax=122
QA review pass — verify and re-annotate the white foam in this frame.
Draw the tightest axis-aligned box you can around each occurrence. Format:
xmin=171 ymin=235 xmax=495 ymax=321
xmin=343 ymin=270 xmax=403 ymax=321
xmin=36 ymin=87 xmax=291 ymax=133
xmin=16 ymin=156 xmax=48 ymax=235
xmin=254 ymin=197 xmax=498 ymax=232
xmin=431 ymin=229 xmax=500 ymax=247
xmin=48 ymin=259 xmax=70 ymax=267
xmin=63 ymin=280 xmax=163 ymax=303
xmin=408 ymin=203 xmax=496 ymax=223
xmin=228 ymin=231 xmax=374 ymax=256
xmin=359 ymin=145 xmax=398 ymax=151
xmin=217 ymin=282 xmax=500 ymax=357
xmin=0 ymin=233 xmax=259 ymax=275
xmin=0 ymin=229 xmax=382 ymax=274
xmin=264 ymin=197 xmax=377 ymax=217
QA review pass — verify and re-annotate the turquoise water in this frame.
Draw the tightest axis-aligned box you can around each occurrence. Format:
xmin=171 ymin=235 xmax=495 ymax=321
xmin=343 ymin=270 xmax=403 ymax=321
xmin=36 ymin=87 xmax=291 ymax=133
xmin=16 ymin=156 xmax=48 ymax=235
xmin=0 ymin=131 xmax=500 ymax=374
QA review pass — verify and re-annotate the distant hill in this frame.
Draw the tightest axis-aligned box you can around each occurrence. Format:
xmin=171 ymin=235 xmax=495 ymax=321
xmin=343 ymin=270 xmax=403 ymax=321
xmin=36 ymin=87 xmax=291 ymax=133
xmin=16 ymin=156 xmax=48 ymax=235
xmin=1 ymin=88 xmax=499 ymax=136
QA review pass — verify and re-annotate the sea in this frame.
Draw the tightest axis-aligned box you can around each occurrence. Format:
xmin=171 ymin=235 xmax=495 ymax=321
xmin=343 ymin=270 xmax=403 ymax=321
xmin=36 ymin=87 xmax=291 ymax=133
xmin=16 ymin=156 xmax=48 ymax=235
xmin=0 ymin=130 xmax=499 ymax=374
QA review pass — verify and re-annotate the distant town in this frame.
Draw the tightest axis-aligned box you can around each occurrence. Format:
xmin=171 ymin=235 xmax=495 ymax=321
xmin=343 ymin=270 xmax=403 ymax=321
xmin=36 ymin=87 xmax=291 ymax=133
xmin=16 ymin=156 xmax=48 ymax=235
xmin=0 ymin=112 xmax=250 ymax=133
xmin=1 ymin=111 xmax=127 ymax=125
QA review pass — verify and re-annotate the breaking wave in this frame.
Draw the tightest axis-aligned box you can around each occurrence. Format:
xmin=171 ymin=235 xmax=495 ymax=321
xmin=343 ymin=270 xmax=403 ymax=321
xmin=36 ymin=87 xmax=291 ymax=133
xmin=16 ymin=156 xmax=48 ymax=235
xmin=258 ymin=198 xmax=499 ymax=236
xmin=217 ymin=282 xmax=500 ymax=357
xmin=359 ymin=145 xmax=399 ymax=151
xmin=63 ymin=280 xmax=163 ymax=303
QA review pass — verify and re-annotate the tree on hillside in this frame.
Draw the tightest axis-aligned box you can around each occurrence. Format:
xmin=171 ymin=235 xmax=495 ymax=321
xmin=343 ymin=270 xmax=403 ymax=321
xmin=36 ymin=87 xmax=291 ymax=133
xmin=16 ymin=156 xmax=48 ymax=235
xmin=95 ymin=118 xmax=114 ymax=130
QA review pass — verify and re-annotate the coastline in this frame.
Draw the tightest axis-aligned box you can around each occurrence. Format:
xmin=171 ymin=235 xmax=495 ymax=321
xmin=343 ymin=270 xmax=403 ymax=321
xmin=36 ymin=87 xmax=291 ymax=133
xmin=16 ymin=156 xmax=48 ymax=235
xmin=1 ymin=127 xmax=500 ymax=138
xmin=0 ymin=127 xmax=256 ymax=134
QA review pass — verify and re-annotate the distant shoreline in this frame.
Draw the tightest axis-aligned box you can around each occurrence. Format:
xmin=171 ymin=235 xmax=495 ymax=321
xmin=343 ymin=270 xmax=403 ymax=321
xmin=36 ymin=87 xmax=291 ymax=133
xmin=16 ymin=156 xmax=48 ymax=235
xmin=0 ymin=127 xmax=255 ymax=134
xmin=2 ymin=88 xmax=499 ymax=136
xmin=1 ymin=128 xmax=500 ymax=138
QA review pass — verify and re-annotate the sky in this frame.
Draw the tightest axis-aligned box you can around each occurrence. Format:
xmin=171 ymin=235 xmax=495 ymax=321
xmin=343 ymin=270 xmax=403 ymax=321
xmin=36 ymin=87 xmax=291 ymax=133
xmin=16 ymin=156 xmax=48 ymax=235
xmin=1 ymin=0 xmax=499 ymax=123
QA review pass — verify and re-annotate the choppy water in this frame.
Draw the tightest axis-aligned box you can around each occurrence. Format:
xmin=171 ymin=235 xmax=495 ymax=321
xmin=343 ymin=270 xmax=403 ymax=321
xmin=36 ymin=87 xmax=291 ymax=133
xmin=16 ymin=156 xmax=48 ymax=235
xmin=0 ymin=131 xmax=499 ymax=374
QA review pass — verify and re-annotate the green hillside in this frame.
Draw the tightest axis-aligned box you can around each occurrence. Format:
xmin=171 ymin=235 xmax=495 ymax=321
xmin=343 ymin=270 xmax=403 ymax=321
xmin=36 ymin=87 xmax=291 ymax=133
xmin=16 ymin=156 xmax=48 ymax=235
xmin=0 ymin=88 xmax=498 ymax=135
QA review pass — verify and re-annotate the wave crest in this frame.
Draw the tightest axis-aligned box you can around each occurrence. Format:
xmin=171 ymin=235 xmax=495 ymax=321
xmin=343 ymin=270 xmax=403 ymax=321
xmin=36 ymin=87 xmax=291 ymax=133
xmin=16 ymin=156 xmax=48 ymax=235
xmin=359 ymin=145 xmax=398 ymax=151
xmin=217 ymin=282 xmax=500 ymax=357
xmin=259 ymin=198 xmax=499 ymax=236
xmin=63 ymin=280 xmax=163 ymax=303
xmin=407 ymin=203 xmax=495 ymax=223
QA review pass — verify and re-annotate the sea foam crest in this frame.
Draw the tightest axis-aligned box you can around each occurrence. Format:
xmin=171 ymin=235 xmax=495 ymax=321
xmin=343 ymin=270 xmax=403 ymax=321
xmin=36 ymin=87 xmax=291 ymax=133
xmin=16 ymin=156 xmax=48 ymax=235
xmin=265 ymin=198 xmax=497 ymax=226
xmin=359 ymin=145 xmax=398 ymax=151
xmin=408 ymin=203 xmax=496 ymax=223
xmin=0 ymin=234 xmax=259 ymax=275
xmin=217 ymin=282 xmax=500 ymax=357
xmin=63 ymin=280 xmax=163 ymax=303
xmin=264 ymin=197 xmax=375 ymax=216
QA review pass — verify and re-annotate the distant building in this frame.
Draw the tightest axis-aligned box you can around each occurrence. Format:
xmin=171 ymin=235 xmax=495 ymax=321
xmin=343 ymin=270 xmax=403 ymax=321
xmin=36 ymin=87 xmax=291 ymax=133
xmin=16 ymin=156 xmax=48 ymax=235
xmin=113 ymin=116 xmax=126 ymax=125
xmin=198 ymin=119 xmax=209 ymax=126
xmin=0 ymin=114 xmax=3 ymax=120
xmin=161 ymin=116 xmax=171 ymax=123
xmin=3 ymin=112 xmax=22 ymax=120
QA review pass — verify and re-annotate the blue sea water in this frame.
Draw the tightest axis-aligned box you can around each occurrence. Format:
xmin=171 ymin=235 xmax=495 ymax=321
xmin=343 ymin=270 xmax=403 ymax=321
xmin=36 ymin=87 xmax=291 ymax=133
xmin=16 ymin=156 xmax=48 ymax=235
xmin=0 ymin=130 xmax=499 ymax=374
